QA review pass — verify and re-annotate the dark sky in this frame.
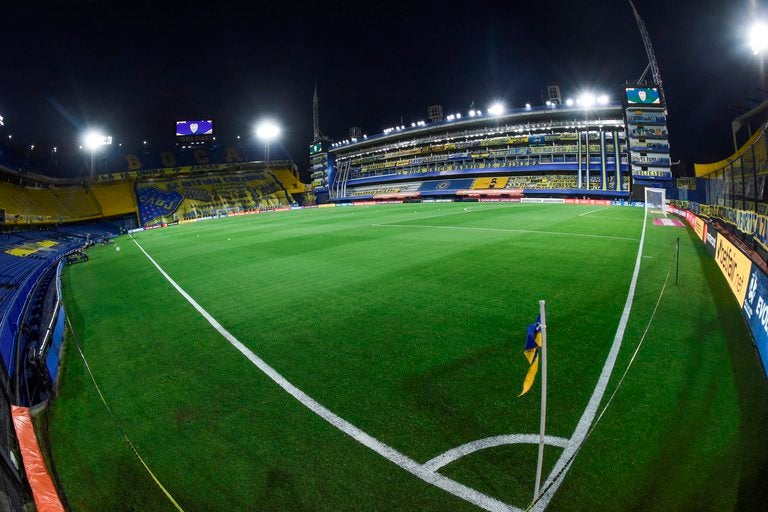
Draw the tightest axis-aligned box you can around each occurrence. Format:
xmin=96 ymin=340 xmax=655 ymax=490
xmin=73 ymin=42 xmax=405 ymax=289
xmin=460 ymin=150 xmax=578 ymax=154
xmin=0 ymin=0 xmax=766 ymax=177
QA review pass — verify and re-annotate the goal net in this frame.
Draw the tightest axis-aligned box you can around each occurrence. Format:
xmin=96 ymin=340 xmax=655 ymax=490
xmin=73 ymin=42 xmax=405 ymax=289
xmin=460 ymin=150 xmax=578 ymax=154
xmin=644 ymin=187 xmax=666 ymax=214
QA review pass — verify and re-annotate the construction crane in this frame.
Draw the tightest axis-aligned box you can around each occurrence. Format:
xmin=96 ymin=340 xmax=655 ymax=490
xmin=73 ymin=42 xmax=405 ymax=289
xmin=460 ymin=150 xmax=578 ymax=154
xmin=629 ymin=0 xmax=665 ymax=101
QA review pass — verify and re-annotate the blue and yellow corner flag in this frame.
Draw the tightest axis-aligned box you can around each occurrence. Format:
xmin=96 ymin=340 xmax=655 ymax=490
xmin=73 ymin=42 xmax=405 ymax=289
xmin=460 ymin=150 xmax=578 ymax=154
xmin=519 ymin=315 xmax=542 ymax=397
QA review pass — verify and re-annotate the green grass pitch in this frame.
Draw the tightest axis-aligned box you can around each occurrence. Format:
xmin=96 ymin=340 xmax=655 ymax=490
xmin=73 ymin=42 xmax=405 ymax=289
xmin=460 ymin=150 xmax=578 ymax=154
xmin=48 ymin=203 xmax=768 ymax=511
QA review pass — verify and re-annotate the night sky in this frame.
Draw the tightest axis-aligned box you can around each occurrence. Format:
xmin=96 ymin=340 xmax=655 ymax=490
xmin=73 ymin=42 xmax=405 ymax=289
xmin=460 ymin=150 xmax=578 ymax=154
xmin=1 ymin=0 xmax=766 ymax=177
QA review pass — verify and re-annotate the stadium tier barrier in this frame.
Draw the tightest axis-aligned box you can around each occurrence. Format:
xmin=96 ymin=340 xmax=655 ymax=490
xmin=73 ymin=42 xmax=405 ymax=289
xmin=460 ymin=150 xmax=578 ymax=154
xmin=670 ymin=206 xmax=768 ymax=378
xmin=338 ymin=174 xmax=632 ymax=202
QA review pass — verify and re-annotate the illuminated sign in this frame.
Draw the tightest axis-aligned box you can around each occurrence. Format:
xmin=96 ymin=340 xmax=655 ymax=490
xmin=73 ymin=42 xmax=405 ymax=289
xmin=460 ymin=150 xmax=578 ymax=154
xmin=176 ymin=120 xmax=213 ymax=137
xmin=626 ymin=87 xmax=661 ymax=105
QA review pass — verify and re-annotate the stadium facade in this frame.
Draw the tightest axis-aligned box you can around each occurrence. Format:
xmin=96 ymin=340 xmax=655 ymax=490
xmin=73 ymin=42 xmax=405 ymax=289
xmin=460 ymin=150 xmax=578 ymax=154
xmin=310 ymin=85 xmax=672 ymax=204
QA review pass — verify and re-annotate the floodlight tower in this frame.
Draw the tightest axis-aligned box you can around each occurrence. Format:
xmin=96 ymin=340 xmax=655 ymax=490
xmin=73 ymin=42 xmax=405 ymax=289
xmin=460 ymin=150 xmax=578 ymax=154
xmin=629 ymin=0 xmax=665 ymax=101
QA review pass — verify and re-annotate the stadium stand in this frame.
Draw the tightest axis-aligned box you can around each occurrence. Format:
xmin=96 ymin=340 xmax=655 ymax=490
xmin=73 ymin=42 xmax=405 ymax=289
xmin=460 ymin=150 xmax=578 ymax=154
xmin=0 ymin=182 xmax=101 ymax=225
xmin=89 ymin=181 xmax=137 ymax=217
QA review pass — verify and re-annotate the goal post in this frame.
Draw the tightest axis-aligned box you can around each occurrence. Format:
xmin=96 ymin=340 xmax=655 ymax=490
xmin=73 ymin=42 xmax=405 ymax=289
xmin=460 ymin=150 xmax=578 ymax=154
xmin=644 ymin=187 xmax=666 ymax=213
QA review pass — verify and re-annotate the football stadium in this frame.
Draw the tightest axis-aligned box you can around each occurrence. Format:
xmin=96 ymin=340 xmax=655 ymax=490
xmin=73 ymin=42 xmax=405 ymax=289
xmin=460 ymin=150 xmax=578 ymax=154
xmin=1 ymin=2 xmax=768 ymax=511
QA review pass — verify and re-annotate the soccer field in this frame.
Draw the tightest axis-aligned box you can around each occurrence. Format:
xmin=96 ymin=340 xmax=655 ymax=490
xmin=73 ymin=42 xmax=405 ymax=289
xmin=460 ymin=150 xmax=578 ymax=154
xmin=49 ymin=203 xmax=768 ymax=511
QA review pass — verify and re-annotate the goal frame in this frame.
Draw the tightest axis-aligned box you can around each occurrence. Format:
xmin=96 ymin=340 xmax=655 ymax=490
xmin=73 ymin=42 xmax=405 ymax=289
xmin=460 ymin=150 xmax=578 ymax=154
xmin=644 ymin=187 xmax=667 ymax=213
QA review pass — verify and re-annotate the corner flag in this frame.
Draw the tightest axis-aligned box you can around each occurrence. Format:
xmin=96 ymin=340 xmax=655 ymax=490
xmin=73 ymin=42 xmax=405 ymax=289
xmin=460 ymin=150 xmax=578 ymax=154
xmin=518 ymin=301 xmax=549 ymax=503
xmin=519 ymin=315 xmax=542 ymax=396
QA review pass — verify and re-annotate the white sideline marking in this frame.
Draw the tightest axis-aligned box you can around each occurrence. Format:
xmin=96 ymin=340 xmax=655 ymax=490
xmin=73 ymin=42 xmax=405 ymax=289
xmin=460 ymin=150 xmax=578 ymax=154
xmin=532 ymin=206 xmax=649 ymax=511
xmin=371 ymin=223 xmax=639 ymax=242
xmin=130 ymin=237 xmax=519 ymax=512
xmin=577 ymin=207 xmax=610 ymax=217
xmin=423 ymin=435 xmax=570 ymax=472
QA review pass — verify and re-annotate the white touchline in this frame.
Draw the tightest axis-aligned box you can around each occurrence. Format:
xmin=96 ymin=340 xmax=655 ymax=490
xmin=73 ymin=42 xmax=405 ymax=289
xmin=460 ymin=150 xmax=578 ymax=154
xmin=371 ymin=223 xmax=639 ymax=242
xmin=531 ymin=206 xmax=649 ymax=512
xmin=130 ymin=236 xmax=519 ymax=512
xmin=423 ymin=435 xmax=570 ymax=472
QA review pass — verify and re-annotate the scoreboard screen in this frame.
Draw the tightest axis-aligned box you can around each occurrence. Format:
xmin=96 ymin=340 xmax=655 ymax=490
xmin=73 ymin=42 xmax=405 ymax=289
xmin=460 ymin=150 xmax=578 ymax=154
xmin=625 ymin=87 xmax=661 ymax=105
xmin=176 ymin=120 xmax=214 ymax=136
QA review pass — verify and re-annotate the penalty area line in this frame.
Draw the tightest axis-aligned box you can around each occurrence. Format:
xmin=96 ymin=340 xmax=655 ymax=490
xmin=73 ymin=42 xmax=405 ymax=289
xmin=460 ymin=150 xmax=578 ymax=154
xmin=130 ymin=237 xmax=519 ymax=512
xmin=577 ymin=207 xmax=610 ymax=217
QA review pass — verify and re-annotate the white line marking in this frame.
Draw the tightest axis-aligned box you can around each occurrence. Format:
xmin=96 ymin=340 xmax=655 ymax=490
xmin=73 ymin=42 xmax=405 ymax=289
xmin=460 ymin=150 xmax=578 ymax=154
xmin=130 ymin=236 xmax=518 ymax=512
xmin=577 ymin=207 xmax=610 ymax=217
xmin=589 ymin=267 xmax=671 ymax=434
xmin=580 ymin=216 xmax=643 ymax=222
xmin=423 ymin=435 xmax=570 ymax=472
xmin=371 ymin=223 xmax=639 ymax=242
xmin=532 ymin=206 xmax=649 ymax=511
xmin=463 ymin=204 xmax=523 ymax=213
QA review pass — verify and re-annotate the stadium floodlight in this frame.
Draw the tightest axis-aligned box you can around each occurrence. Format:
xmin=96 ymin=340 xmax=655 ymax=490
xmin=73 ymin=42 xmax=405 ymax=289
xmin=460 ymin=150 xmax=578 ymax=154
xmin=469 ymin=109 xmax=476 ymax=117
xmin=565 ymin=98 xmax=574 ymax=106
xmin=488 ymin=102 xmax=505 ymax=116
xmin=749 ymin=22 xmax=768 ymax=55
xmin=7 ymin=134 xmax=11 ymax=139
xmin=576 ymin=93 xmax=596 ymax=108
xmin=597 ymin=94 xmax=609 ymax=105
xmin=256 ymin=119 xmax=281 ymax=164
xmin=82 ymin=130 xmax=112 ymax=174
xmin=256 ymin=120 xmax=280 ymax=141
xmin=525 ymin=103 xmax=531 ymax=109
xmin=0 ymin=114 xmax=4 ymax=126
xmin=83 ymin=131 xmax=109 ymax=150
xmin=446 ymin=114 xmax=455 ymax=121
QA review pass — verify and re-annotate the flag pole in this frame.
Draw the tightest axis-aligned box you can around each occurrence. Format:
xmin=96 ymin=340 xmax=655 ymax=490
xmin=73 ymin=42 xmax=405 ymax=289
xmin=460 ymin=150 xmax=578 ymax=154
xmin=533 ymin=299 xmax=548 ymax=502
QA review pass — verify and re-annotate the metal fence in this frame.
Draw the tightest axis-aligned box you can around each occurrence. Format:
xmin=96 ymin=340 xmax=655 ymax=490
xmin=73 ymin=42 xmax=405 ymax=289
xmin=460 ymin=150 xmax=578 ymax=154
xmin=698 ymin=125 xmax=768 ymax=215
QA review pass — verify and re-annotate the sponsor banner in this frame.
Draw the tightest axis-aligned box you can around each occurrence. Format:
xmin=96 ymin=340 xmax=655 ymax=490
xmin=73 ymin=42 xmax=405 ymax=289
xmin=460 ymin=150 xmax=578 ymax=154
xmin=479 ymin=198 xmax=521 ymax=203
xmin=318 ymin=203 xmax=336 ymax=208
xmin=521 ymin=198 xmax=565 ymax=204
xmin=705 ymin=228 xmax=718 ymax=256
xmin=715 ymin=234 xmax=753 ymax=307
xmin=422 ymin=199 xmax=454 ymax=203
xmin=741 ymin=268 xmax=768 ymax=375
xmin=693 ymin=215 xmax=707 ymax=241
xmin=472 ymin=177 xmax=509 ymax=189
xmin=564 ymin=199 xmax=612 ymax=205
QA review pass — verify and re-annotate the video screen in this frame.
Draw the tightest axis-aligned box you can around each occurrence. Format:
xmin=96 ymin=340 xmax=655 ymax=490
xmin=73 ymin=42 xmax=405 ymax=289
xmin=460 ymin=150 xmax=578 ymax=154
xmin=625 ymin=88 xmax=661 ymax=105
xmin=176 ymin=120 xmax=214 ymax=136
